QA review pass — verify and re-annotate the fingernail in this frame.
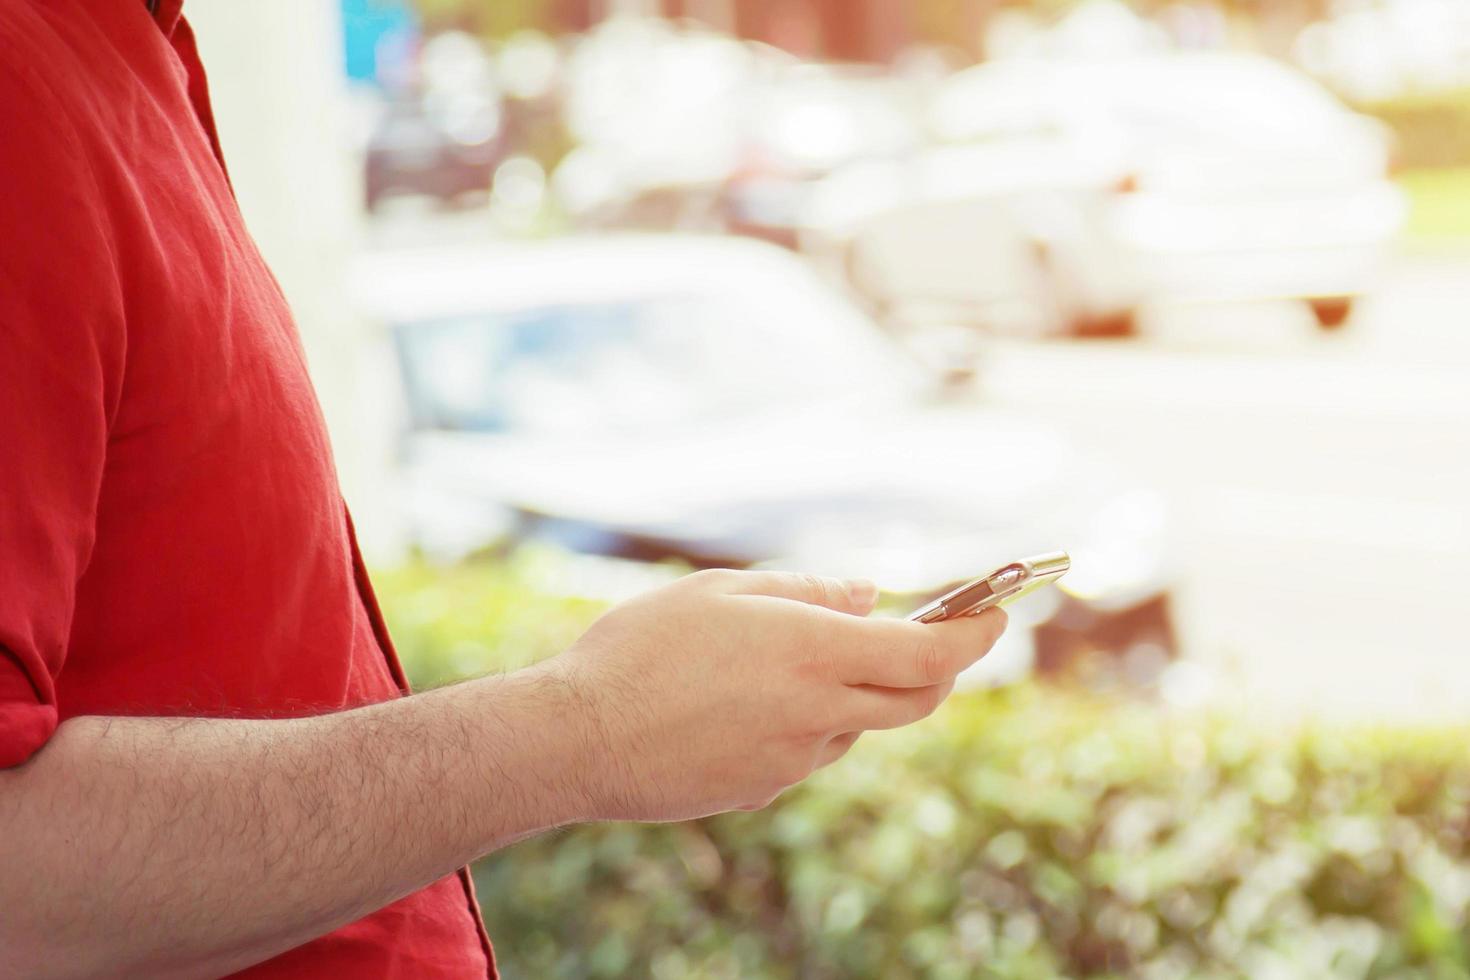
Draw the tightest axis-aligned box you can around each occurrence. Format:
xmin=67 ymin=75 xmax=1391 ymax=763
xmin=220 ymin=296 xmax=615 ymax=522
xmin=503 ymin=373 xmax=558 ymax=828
xmin=847 ymin=579 xmax=879 ymax=608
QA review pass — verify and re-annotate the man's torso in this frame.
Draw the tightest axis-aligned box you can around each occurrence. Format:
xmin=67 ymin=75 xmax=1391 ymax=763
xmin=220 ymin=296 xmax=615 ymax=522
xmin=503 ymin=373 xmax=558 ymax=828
xmin=0 ymin=2 xmax=494 ymax=974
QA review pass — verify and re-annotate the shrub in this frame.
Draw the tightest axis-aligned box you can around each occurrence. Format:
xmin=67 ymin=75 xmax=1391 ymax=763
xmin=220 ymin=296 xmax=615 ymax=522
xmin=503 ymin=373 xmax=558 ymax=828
xmin=375 ymin=554 xmax=1470 ymax=979
xmin=373 ymin=549 xmax=609 ymax=690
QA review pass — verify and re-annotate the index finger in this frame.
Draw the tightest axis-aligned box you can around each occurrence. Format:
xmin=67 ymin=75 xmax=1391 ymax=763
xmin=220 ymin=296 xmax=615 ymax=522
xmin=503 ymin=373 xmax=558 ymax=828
xmin=826 ymin=608 xmax=1008 ymax=688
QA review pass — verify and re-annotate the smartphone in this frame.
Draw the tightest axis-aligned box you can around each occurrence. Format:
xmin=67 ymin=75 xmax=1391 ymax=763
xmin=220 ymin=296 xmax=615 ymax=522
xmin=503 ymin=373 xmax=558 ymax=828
xmin=906 ymin=552 xmax=1071 ymax=624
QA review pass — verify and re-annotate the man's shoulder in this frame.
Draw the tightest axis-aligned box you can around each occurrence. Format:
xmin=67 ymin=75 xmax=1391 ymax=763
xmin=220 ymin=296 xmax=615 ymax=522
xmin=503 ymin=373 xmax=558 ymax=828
xmin=0 ymin=1 xmax=156 ymax=222
xmin=0 ymin=3 xmax=132 ymax=306
xmin=0 ymin=1 xmax=153 ymax=126
xmin=0 ymin=2 xmax=93 ymax=133
xmin=0 ymin=1 xmax=77 ymax=68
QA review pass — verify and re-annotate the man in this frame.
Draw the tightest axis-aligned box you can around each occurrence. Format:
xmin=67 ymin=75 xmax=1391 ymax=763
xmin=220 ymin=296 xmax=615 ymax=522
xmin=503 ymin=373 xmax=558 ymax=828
xmin=0 ymin=2 xmax=1006 ymax=977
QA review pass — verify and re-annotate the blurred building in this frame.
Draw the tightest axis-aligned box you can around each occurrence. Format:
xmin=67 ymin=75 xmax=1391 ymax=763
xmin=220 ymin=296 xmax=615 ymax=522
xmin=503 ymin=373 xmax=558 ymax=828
xmin=707 ymin=0 xmax=918 ymax=62
xmin=559 ymin=0 xmax=946 ymax=61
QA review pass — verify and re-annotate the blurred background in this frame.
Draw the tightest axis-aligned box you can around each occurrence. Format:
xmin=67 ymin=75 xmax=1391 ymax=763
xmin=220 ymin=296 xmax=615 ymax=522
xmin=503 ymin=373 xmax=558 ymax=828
xmin=187 ymin=1 xmax=1470 ymax=975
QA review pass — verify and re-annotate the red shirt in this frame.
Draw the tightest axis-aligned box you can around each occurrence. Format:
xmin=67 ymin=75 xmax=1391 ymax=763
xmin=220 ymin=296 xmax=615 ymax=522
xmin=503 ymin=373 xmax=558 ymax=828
xmin=0 ymin=1 xmax=495 ymax=975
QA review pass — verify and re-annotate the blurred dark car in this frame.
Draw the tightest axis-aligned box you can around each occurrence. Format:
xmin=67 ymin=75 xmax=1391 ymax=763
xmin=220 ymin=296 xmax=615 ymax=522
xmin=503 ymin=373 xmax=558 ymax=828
xmin=365 ymin=96 xmax=504 ymax=211
xmin=355 ymin=235 xmax=1178 ymax=686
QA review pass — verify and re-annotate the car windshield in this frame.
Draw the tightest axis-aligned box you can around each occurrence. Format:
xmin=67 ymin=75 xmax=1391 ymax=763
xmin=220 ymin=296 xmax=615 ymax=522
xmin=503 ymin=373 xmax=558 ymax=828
xmin=395 ymin=283 xmax=913 ymax=437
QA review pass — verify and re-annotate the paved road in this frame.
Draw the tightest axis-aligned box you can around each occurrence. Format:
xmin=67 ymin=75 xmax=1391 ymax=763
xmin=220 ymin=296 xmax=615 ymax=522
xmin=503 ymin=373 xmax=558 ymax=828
xmin=979 ymin=251 xmax=1470 ymax=719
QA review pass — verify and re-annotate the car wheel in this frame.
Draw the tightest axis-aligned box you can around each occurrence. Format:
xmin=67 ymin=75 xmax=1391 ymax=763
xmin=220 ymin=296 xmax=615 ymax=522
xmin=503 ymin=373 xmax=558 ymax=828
xmin=1309 ymin=297 xmax=1354 ymax=330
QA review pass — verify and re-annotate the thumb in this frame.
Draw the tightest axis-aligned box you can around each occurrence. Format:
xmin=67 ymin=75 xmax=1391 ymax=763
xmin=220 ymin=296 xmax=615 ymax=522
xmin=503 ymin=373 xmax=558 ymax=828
xmin=724 ymin=570 xmax=879 ymax=616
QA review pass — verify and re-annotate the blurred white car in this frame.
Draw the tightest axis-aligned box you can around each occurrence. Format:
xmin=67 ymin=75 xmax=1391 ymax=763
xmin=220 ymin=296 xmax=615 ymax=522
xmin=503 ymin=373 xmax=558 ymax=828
xmin=808 ymin=52 xmax=1407 ymax=333
xmin=552 ymin=18 xmax=929 ymax=247
xmin=1294 ymin=0 xmax=1470 ymax=103
xmin=552 ymin=17 xmax=775 ymax=220
xmin=354 ymin=235 xmax=1178 ymax=684
xmin=720 ymin=64 xmax=927 ymax=246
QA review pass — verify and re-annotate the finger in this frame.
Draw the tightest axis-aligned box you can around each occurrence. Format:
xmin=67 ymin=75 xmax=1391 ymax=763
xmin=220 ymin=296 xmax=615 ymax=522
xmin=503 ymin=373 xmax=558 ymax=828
xmin=719 ymin=570 xmax=878 ymax=616
xmin=841 ymin=681 xmax=955 ymax=731
xmin=816 ymin=731 xmax=861 ymax=769
xmin=830 ymin=608 xmax=1007 ymax=688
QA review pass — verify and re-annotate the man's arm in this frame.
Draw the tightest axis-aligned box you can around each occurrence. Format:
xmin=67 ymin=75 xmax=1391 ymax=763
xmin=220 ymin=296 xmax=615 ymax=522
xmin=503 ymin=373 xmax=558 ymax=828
xmin=0 ymin=571 xmax=1006 ymax=979
xmin=0 ymin=670 xmax=581 ymax=979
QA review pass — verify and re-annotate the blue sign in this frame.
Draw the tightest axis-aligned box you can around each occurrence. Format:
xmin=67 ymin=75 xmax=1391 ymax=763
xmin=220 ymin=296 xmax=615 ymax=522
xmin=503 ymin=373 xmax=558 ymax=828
xmin=341 ymin=0 xmax=419 ymax=87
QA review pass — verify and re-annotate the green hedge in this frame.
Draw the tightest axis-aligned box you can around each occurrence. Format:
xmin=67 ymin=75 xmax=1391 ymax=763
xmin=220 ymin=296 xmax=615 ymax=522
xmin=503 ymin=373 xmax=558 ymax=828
xmin=375 ymin=554 xmax=1470 ymax=979
xmin=1397 ymin=168 xmax=1470 ymax=243
xmin=373 ymin=550 xmax=609 ymax=691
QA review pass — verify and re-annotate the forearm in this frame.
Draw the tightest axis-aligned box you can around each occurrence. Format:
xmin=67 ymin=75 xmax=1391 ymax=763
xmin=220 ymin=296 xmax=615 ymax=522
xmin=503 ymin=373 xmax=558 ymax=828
xmin=0 ymin=665 xmax=590 ymax=979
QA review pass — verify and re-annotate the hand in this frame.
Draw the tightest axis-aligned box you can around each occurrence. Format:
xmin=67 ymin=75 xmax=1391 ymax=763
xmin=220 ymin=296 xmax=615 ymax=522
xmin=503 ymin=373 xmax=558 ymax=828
xmin=539 ymin=569 xmax=1007 ymax=822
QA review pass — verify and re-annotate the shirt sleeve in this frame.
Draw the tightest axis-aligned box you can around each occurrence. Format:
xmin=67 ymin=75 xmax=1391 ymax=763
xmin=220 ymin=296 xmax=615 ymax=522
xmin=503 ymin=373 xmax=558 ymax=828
xmin=0 ymin=38 xmax=126 ymax=767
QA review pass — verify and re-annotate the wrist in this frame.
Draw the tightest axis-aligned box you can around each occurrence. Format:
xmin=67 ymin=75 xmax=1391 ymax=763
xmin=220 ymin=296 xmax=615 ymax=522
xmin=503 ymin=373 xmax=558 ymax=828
xmin=460 ymin=664 xmax=601 ymax=833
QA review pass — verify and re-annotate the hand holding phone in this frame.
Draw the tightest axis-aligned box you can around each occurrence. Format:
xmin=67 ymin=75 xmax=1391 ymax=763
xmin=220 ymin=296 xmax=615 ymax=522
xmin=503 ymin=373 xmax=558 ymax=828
xmin=907 ymin=552 xmax=1071 ymax=624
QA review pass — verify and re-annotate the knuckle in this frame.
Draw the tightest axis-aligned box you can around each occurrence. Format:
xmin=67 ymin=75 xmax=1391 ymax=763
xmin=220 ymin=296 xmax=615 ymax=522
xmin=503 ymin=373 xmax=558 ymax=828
xmin=896 ymin=687 xmax=945 ymax=726
xmin=777 ymin=609 xmax=819 ymax=663
xmin=687 ymin=567 xmax=738 ymax=591
xmin=919 ymin=685 xmax=948 ymax=717
xmin=826 ymin=732 xmax=860 ymax=764
xmin=799 ymin=622 xmax=840 ymax=680
xmin=914 ymin=636 xmax=948 ymax=685
xmin=798 ymin=572 xmax=838 ymax=605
